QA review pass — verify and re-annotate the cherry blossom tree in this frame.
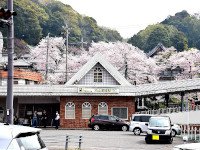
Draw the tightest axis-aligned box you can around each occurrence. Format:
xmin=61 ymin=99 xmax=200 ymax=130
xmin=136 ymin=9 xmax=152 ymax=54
xmin=29 ymin=36 xmax=200 ymax=85
xmin=168 ymin=48 xmax=200 ymax=79
xmin=29 ymin=36 xmax=66 ymax=84
xmin=152 ymin=46 xmax=200 ymax=80
xmin=86 ymin=41 xmax=158 ymax=84
xmin=30 ymin=39 xmax=158 ymax=84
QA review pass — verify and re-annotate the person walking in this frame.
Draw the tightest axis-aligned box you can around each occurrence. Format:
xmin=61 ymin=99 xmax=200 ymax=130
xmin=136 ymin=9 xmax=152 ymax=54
xmin=32 ymin=111 xmax=38 ymax=127
xmin=55 ymin=111 xmax=60 ymax=130
xmin=42 ymin=110 xmax=47 ymax=128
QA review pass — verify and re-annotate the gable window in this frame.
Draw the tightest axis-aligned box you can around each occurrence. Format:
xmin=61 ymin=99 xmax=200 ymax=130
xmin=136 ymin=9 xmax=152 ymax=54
xmin=98 ymin=102 xmax=108 ymax=115
xmin=112 ymin=107 xmax=128 ymax=120
xmin=82 ymin=102 xmax=91 ymax=119
xmin=94 ymin=67 xmax=102 ymax=82
xmin=25 ymin=79 xmax=30 ymax=85
xmin=65 ymin=102 xmax=75 ymax=119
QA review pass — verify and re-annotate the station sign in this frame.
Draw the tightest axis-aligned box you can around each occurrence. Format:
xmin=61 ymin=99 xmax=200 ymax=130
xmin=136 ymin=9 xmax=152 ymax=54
xmin=78 ymin=87 xmax=119 ymax=94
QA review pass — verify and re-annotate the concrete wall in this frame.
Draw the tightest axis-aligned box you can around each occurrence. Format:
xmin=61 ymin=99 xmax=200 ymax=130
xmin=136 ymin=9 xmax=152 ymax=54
xmin=165 ymin=110 xmax=200 ymax=125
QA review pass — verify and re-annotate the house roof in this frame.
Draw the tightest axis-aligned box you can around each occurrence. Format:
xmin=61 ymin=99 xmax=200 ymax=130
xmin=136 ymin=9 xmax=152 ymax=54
xmin=147 ymin=43 xmax=166 ymax=57
xmin=65 ymin=53 xmax=131 ymax=86
xmin=13 ymin=59 xmax=32 ymax=67
xmin=0 ymin=78 xmax=200 ymax=97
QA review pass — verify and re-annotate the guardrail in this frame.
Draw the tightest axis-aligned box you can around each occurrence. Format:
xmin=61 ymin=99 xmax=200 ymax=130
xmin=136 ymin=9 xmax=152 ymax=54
xmin=136 ymin=105 xmax=200 ymax=115
xmin=65 ymin=135 xmax=83 ymax=150
xmin=180 ymin=125 xmax=200 ymax=141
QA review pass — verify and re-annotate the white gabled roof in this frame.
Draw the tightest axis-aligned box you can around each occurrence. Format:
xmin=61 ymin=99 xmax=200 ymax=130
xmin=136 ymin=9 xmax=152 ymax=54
xmin=65 ymin=53 xmax=131 ymax=86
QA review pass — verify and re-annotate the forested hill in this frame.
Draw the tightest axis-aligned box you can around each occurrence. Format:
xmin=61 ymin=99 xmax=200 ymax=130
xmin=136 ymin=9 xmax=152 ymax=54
xmin=128 ymin=10 xmax=200 ymax=53
xmin=0 ymin=0 xmax=122 ymax=46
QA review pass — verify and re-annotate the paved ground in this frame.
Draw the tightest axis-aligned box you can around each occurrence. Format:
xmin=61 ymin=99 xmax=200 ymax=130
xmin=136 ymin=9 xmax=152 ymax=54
xmin=40 ymin=129 xmax=185 ymax=150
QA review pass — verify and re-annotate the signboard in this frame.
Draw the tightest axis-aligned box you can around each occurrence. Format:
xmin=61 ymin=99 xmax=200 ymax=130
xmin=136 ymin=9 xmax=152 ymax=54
xmin=78 ymin=87 xmax=119 ymax=94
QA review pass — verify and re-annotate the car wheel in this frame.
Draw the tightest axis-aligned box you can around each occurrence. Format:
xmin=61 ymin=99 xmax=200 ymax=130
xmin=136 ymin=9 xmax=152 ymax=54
xmin=122 ymin=125 xmax=128 ymax=131
xmin=145 ymin=139 xmax=151 ymax=144
xmin=167 ymin=137 xmax=173 ymax=144
xmin=93 ymin=125 xmax=100 ymax=131
xmin=172 ymin=129 xmax=177 ymax=137
xmin=133 ymin=128 xmax=141 ymax=135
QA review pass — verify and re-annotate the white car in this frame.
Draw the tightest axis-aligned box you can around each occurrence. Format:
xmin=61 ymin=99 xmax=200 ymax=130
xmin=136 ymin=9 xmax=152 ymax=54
xmin=173 ymin=142 xmax=200 ymax=150
xmin=129 ymin=114 xmax=153 ymax=135
xmin=0 ymin=123 xmax=48 ymax=150
xmin=129 ymin=114 xmax=181 ymax=137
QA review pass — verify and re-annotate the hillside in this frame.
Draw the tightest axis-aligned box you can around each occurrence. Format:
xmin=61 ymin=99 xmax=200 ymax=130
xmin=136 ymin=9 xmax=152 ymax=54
xmin=128 ymin=10 xmax=200 ymax=53
xmin=0 ymin=0 xmax=122 ymax=47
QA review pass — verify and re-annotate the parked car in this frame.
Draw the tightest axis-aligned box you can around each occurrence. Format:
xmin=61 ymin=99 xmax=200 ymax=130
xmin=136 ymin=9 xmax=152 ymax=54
xmin=173 ymin=142 xmax=200 ymax=150
xmin=145 ymin=116 xmax=173 ymax=144
xmin=129 ymin=114 xmax=153 ymax=135
xmin=88 ymin=114 xmax=129 ymax=131
xmin=129 ymin=114 xmax=181 ymax=137
xmin=172 ymin=124 xmax=181 ymax=137
xmin=0 ymin=123 xmax=48 ymax=150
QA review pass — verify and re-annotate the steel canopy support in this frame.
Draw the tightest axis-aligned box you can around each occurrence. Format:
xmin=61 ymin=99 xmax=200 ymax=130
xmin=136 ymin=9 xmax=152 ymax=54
xmin=180 ymin=92 xmax=185 ymax=112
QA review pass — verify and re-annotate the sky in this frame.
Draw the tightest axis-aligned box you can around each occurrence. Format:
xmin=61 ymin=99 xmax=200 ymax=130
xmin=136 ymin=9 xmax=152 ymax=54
xmin=58 ymin=0 xmax=200 ymax=39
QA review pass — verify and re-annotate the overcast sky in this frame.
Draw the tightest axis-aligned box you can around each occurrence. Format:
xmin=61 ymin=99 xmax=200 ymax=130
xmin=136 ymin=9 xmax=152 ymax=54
xmin=58 ymin=0 xmax=200 ymax=38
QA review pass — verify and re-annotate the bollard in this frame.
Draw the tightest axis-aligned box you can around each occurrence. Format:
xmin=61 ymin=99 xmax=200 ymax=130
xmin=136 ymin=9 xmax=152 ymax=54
xmin=65 ymin=135 xmax=69 ymax=150
xmin=78 ymin=135 xmax=82 ymax=149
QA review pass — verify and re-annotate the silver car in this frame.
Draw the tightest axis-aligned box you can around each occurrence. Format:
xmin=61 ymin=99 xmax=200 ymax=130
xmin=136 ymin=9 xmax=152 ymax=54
xmin=171 ymin=124 xmax=181 ymax=137
xmin=0 ymin=123 xmax=48 ymax=150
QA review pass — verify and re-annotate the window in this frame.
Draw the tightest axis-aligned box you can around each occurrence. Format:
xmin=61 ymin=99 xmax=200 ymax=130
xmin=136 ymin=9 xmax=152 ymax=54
xmin=65 ymin=102 xmax=75 ymax=119
xmin=94 ymin=67 xmax=103 ymax=82
xmin=98 ymin=102 xmax=108 ymax=115
xmin=99 ymin=115 xmax=109 ymax=120
xmin=14 ymin=80 xmax=18 ymax=84
xmin=141 ymin=116 xmax=151 ymax=122
xmin=112 ymin=107 xmax=128 ymax=120
xmin=82 ymin=102 xmax=91 ymax=119
xmin=25 ymin=80 xmax=30 ymax=85
xmin=109 ymin=115 xmax=118 ymax=121
xmin=133 ymin=116 xmax=140 ymax=121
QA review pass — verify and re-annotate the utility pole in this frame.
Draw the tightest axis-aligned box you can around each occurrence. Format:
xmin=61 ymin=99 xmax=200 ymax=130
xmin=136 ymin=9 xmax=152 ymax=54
xmin=80 ymin=36 xmax=87 ymax=50
xmin=6 ymin=0 xmax=14 ymax=124
xmin=62 ymin=23 xmax=69 ymax=82
xmin=45 ymin=33 xmax=50 ymax=81
xmin=124 ymin=54 xmax=128 ymax=79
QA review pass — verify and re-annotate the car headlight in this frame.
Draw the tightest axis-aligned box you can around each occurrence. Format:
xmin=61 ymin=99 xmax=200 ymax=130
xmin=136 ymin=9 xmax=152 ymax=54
xmin=147 ymin=129 xmax=152 ymax=134
xmin=165 ymin=130 xmax=171 ymax=135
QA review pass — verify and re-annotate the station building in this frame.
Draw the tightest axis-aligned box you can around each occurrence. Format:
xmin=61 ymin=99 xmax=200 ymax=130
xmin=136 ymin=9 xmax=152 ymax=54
xmin=0 ymin=53 xmax=136 ymax=128
xmin=0 ymin=53 xmax=199 ymax=128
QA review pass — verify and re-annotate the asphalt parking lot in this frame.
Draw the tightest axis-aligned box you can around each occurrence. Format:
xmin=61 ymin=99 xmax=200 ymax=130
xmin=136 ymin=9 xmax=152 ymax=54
xmin=40 ymin=129 xmax=185 ymax=150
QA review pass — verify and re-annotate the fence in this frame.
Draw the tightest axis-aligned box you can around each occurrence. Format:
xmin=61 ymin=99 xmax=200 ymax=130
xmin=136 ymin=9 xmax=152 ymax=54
xmin=180 ymin=125 xmax=200 ymax=141
xmin=136 ymin=105 xmax=200 ymax=115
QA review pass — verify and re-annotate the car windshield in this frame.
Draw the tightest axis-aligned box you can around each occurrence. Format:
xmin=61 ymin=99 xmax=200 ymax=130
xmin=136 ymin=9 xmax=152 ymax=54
xmin=149 ymin=117 xmax=170 ymax=127
xmin=0 ymin=139 xmax=11 ymax=149
xmin=16 ymin=132 xmax=46 ymax=150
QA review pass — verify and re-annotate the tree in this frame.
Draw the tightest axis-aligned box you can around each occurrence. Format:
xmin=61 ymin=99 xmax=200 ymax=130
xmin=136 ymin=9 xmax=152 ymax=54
xmin=30 ymin=39 xmax=158 ymax=84
xmin=29 ymin=36 xmax=66 ymax=83
xmin=128 ymin=24 xmax=188 ymax=53
xmin=87 ymin=41 xmax=158 ymax=84
xmin=162 ymin=10 xmax=200 ymax=49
